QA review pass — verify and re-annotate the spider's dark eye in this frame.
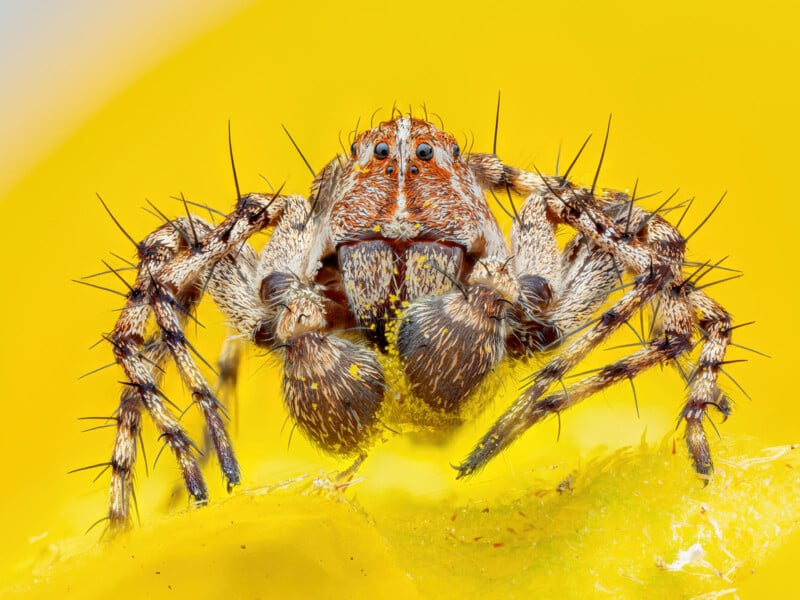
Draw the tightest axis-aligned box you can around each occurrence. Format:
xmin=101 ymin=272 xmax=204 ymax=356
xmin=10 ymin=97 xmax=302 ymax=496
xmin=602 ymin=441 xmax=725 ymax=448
xmin=410 ymin=165 xmax=419 ymax=175
xmin=416 ymin=142 xmax=434 ymax=161
xmin=374 ymin=141 xmax=390 ymax=159
xmin=350 ymin=142 xmax=357 ymax=156
xmin=453 ymin=144 xmax=460 ymax=158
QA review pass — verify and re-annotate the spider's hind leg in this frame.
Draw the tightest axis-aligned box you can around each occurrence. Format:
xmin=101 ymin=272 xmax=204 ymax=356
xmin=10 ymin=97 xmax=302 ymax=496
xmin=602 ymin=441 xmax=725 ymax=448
xmin=216 ymin=334 xmax=245 ymax=436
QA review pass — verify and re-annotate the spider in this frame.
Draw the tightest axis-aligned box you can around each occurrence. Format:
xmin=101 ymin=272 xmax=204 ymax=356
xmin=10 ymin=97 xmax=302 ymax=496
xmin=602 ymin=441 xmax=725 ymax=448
xmin=99 ymin=114 xmax=733 ymax=529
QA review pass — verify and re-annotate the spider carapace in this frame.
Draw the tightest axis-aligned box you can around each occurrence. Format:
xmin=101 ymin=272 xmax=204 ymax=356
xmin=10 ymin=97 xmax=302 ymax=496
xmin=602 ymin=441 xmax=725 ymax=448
xmin=102 ymin=116 xmax=732 ymax=528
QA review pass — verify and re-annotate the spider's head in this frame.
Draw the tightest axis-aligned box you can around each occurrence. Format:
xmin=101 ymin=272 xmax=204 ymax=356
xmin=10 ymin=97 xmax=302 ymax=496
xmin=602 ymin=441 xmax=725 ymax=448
xmin=329 ymin=117 xmax=492 ymax=251
xmin=348 ymin=117 xmax=463 ymax=182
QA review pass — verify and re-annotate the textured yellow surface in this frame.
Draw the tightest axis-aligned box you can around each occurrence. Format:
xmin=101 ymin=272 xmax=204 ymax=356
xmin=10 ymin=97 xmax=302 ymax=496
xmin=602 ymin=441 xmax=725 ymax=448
xmin=1 ymin=1 xmax=798 ymax=598
xmin=6 ymin=440 xmax=800 ymax=598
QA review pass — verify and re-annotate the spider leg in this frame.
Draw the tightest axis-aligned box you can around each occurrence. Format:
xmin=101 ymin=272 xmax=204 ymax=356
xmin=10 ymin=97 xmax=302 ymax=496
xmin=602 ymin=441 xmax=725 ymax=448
xmin=504 ymin=171 xmax=620 ymax=358
xmin=108 ymin=192 xmax=287 ymax=527
xmin=459 ymin=155 xmax=727 ymax=477
xmin=549 ymin=234 xmax=619 ymax=333
xmin=110 ymin=224 xmax=210 ymax=527
xmin=682 ymin=287 xmax=732 ymax=474
xmin=150 ymin=270 xmax=241 ymax=491
xmin=511 ymin=192 xmax=560 ymax=285
xmin=110 ymin=332 xmax=184 ymax=527
xmin=166 ymin=331 xmax=246 ymax=509
xmin=460 ymin=331 xmax=691 ymax=472
xmin=457 ymin=272 xmax=691 ymax=477
xmin=216 ymin=333 xmax=245 ymax=435
xmin=181 ymin=238 xmax=274 ymax=492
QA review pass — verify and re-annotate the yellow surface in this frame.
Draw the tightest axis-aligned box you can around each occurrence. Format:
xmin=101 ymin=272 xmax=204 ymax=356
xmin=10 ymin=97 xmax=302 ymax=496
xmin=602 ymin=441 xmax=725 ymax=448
xmin=6 ymin=440 xmax=800 ymax=598
xmin=1 ymin=1 xmax=798 ymax=598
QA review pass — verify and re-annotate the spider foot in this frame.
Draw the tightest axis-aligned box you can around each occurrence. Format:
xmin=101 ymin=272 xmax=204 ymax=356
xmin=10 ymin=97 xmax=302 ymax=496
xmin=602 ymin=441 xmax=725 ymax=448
xmin=683 ymin=405 xmax=714 ymax=478
xmin=453 ymin=413 xmax=525 ymax=480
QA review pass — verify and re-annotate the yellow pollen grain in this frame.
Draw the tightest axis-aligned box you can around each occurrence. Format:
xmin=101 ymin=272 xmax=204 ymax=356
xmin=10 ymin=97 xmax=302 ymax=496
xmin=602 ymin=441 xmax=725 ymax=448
xmin=349 ymin=363 xmax=362 ymax=380
xmin=372 ymin=224 xmax=381 ymax=233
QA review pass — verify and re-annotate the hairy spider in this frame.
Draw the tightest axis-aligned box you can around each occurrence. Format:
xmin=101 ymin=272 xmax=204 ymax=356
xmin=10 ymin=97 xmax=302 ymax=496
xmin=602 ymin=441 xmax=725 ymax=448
xmin=98 ymin=115 xmax=733 ymax=529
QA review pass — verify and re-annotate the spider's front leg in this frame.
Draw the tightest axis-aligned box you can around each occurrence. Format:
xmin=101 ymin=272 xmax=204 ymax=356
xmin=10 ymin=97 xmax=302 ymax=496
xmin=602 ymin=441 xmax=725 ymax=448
xmin=459 ymin=155 xmax=731 ymax=478
xmin=109 ymin=218 xmax=217 ymax=528
xmin=107 ymin=192 xmax=285 ymax=528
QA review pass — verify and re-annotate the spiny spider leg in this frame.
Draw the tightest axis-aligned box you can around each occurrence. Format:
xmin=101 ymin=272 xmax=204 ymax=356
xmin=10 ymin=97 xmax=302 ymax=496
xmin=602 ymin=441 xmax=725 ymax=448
xmin=457 ymin=265 xmax=689 ymax=477
xmin=215 ymin=334 xmax=245 ymax=434
xmin=459 ymin=154 xmax=728 ymax=477
xmin=682 ymin=287 xmax=733 ymax=472
xmin=110 ymin=222 xmax=212 ymax=527
xmin=108 ymin=192 xmax=287 ymax=527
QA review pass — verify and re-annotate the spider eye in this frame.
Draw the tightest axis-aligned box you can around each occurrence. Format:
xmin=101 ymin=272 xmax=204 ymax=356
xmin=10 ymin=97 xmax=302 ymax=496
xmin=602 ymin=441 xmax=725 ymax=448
xmin=453 ymin=144 xmax=460 ymax=158
xmin=374 ymin=142 xmax=390 ymax=159
xmin=350 ymin=142 xmax=357 ymax=156
xmin=416 ymin=142 xmax=434 ymax=161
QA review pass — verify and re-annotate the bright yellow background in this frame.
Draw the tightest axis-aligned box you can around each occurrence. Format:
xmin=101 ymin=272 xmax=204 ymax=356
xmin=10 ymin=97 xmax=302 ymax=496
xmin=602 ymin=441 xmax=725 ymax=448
xmin=1 ymin=1 xmax=798 ymax=598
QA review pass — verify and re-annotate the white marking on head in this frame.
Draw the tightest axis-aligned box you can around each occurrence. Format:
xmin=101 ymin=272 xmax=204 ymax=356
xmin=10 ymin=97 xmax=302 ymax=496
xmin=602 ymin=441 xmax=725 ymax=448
xmin=434 ymin=143 xmax=453 ymax=169
xmin=395 ymin=117 xmax=411 ymax=211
